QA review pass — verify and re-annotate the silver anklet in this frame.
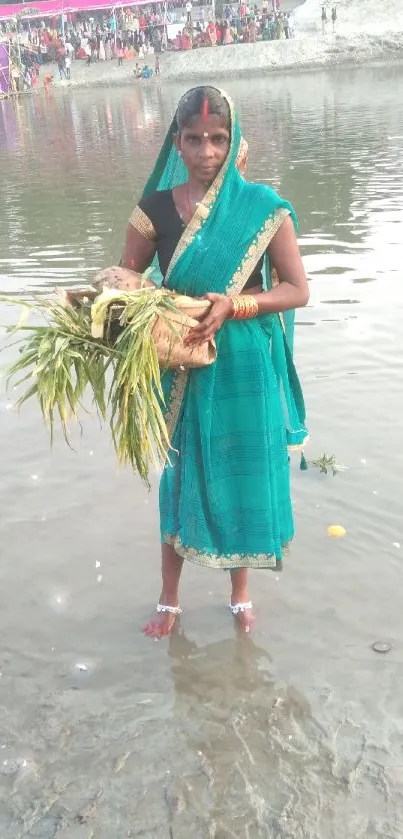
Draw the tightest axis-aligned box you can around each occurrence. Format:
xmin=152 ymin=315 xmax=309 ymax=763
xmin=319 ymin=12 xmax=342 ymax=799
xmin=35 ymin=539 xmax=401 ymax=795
xmin=229 ymin=601 xmax=253 ymax=615
xmin=156 ymin=603 xmax=182 ymax=615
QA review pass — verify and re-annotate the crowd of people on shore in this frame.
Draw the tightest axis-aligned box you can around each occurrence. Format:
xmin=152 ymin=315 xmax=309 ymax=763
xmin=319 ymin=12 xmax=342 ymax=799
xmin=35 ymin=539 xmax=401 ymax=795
xmin=1 ymin=0 xmax=299 ymax=92
xmin=174 ymin=7 xmax=295 ymax=50
xmin=1 ymin=0 xmax=295 ymax=78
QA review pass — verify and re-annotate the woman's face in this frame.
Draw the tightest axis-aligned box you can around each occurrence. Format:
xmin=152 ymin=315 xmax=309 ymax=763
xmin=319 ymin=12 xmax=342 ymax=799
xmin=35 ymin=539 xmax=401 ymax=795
xmin=176 ymin=113 xmax=230 ymax=184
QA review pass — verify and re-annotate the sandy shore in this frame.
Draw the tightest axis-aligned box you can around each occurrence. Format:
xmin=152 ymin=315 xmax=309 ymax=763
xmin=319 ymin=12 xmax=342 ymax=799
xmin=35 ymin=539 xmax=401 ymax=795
xmin=157 ymin=33 xmax=403 ymax=79
xmin=47 ymin=30 xmax=403 ymax=91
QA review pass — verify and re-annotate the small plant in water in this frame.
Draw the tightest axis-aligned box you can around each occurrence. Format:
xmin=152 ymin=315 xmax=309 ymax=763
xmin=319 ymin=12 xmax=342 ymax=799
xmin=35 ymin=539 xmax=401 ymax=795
xmin=309 ymin=453 xmax=338 ymax=476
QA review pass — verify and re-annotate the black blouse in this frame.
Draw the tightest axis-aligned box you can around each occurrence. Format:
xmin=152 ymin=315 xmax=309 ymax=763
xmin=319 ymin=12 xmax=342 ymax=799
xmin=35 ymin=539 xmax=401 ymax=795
xmin=134 ymin=189 xmax=263 ymax=289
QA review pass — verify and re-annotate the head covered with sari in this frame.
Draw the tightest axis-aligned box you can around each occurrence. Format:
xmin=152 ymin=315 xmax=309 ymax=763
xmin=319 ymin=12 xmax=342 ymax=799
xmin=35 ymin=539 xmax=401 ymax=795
xmin=142 ymin=86 xmax=306 ymax=450
xmin=143 ymin=86 xmax=294 ymax=295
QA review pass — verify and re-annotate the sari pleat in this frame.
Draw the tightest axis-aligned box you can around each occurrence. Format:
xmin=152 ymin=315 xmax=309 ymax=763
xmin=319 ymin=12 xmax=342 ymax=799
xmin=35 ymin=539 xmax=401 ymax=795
xmin=160 ymin=316 xmax=294 ymax=569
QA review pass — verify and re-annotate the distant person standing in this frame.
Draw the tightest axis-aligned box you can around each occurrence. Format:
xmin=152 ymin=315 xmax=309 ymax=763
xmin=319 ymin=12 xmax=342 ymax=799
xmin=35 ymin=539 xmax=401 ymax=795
xmin=249 ymin=17 xmax=257 ymax=42
xmin=275 ymin=13 xmax=284 ymax=39
xmin=153 ymin=26 xmax=162 ymax=53
xmin=57 ymin=52 xmax=66 ymax=79
xmin=64 ymin=53 xmax=71 ymax=79
xmin=331 ymin=6 xmax=337 ymax=32
xmin=11 ymin=65 xmax=20 ymax=91
xmin=39 ymin=41 xmax=47 ymax=62
xmin=43 ymin=72 xmax=53 ymax=93
xmin=105 ymin=36 xmax=113 ymax=61
xmin=65 ymin=39 xmax=74 ymax=60
xmin=207 ymin=19 xmax=217 ymax=45
xmin=288 ymin=12 xmax=295 ymax=37
xmin=321 ymin=6 xmax=327 ymax=34
xmin=186 ymin=1 xmax=192 ymax=24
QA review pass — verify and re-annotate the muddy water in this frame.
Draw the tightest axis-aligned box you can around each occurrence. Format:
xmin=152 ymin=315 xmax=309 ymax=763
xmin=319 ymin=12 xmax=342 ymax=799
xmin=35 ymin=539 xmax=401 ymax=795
xmin=1 ymin=64 xmax=403 ymax=838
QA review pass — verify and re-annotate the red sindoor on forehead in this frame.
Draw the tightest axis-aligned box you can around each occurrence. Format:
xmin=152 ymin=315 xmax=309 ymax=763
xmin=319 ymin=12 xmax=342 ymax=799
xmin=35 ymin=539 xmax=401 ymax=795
xmin=201 ymin=97 xmax=209 ymax=122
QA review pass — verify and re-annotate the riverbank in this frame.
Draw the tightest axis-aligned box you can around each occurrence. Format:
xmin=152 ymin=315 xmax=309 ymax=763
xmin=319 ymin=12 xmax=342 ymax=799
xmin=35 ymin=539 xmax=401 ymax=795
xmin=46 ymin=31 xmax=403 ymax=91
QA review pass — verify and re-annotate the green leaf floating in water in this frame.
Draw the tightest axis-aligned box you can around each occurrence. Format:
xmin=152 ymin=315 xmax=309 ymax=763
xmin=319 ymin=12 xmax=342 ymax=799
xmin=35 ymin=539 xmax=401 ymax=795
xmin=0 ymin=287 xmax=181 ymax=487
xmin=309 ymin=453 xmax=339 ymax=476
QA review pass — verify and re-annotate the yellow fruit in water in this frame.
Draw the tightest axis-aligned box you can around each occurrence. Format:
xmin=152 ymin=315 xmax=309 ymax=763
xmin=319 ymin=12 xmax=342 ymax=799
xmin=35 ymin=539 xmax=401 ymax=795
xmin=327 ymin=525 xmax=346 ymax=538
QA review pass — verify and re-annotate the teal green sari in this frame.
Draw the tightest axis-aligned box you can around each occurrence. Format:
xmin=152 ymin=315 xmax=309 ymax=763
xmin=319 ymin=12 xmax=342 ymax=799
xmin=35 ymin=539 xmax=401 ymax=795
xmin=143 ymin=89 xmax=307 ymax=570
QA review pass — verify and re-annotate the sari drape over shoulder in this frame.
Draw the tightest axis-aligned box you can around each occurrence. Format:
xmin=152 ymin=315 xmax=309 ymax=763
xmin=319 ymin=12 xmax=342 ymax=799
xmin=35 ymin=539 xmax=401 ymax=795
xmin=140 ymin=88 xmax=308 ymax=570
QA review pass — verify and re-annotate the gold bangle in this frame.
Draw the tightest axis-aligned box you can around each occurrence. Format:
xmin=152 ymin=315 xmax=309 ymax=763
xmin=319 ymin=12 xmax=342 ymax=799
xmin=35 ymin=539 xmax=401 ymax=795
xmin=230 ymin=295 xmax=259 ymax=320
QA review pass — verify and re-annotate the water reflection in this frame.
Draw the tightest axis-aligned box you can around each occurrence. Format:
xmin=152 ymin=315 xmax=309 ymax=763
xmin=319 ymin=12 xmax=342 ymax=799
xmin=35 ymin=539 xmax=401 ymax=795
xmin=167 ymin=631 xmax=327 ymax=837
xmin=0 ymin=66 xmax=402 ymax=306
xmin=164 ymin=629 xmax=401 ymax=838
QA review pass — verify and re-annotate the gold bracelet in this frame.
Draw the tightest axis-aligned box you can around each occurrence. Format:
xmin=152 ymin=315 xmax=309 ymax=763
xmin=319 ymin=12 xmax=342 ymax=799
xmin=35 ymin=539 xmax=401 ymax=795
xmin=230 ymin=295 xmax=259 ymax=320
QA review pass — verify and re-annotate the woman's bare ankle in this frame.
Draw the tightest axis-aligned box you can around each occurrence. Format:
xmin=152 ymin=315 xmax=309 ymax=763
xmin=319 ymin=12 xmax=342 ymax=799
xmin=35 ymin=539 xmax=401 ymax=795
xmin=230 ymin=567 xmax=251 ymax=606
xmin=159 ymin=589 xmax=180 ymax=608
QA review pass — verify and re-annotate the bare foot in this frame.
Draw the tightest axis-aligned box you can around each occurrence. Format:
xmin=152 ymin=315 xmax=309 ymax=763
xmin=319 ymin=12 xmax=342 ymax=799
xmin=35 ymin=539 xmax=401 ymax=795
xmin=234 ymin=605 xmax=256 ymax=634
xmin=230 ymin=597 xmax=256 ymax=634
xmin=143 ymin=602 xmax=181 ymax=639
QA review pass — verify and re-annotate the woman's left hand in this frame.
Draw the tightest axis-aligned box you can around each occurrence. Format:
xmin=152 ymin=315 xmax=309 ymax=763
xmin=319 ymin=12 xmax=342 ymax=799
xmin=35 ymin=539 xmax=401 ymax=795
xmin=184 ymin=293 xmax=233 ymax=346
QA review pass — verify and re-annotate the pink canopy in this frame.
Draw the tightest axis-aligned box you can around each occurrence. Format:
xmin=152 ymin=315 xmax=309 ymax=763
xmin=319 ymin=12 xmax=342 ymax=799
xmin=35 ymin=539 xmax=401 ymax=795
xmin=0 ymin=0 xmax=155 ymax=21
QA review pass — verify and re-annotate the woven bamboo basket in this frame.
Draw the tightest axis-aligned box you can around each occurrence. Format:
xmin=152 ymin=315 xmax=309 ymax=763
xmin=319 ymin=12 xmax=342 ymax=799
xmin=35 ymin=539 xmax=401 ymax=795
xmin=152 ymin=299 xmax=215 ymax=368
xmin=65 ymin=267 xmax=216 ymax=369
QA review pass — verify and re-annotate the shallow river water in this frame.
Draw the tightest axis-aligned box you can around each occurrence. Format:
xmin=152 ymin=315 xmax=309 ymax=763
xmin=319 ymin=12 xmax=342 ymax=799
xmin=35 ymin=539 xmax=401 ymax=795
xmin=1 ymin=64 xmax=403 ymax=838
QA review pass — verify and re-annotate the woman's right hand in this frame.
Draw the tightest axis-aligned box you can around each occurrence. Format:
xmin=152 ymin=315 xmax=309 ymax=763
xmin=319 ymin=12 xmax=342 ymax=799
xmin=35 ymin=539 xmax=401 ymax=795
xmin=184 ymin=293 xmax=233 ymax=345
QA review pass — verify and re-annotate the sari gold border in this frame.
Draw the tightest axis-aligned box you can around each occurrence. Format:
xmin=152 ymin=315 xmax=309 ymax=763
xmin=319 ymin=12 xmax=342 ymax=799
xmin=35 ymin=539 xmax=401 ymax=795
xmin=164 ymin=534 xmax=287 ymax=570
xmin=226 ymin=207 xmax=290 ymax=295
xmin=164 ymin=368 xmax=188 ymax=440
xmin=163 ymin=205 xmax=291 ymax=442
xmin=128 ymin=205 xmax=157 ymax=240
xmin=288 ymin=434 xmax=310 ymax=453
xmin=162 ymin=96 xmax=290 ymax=445
xmin=163 ymin=93 xmax=237 ymax=442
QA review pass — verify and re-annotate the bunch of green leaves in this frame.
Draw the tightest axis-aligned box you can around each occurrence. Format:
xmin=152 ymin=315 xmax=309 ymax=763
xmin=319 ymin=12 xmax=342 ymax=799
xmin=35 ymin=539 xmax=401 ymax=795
xmin=91 ymin=287 xmax=180 ymax=483
xmin=1 ymin=288 xmax=180 ymax=486
xmin=2 ymin=294 xmax=110 ymax=442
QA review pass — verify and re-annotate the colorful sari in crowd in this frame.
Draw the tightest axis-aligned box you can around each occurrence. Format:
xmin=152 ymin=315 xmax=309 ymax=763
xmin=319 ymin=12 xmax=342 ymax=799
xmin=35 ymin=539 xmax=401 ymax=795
xmin=223 ymin=24 xmax=233 ymax=44
xmin=142 ymin=89 xmax=308 ymax=570
xmin=207 ymin=21 xmax=217 ymax=45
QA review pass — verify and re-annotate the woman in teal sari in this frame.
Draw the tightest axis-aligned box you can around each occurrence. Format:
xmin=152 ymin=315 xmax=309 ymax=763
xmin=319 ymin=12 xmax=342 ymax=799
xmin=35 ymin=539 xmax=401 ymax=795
xmin=122 ymin=86 xmax=309 ymax=636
